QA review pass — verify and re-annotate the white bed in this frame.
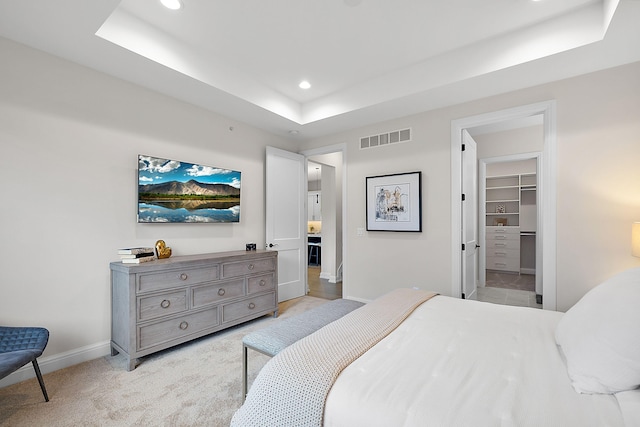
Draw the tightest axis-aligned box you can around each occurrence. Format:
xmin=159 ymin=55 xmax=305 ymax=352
xmin=232 ymin=267 xmax=640 ymax=427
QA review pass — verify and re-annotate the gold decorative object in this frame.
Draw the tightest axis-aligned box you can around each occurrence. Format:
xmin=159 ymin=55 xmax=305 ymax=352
xmin=155 ymin=240 xmax=172 ymax=259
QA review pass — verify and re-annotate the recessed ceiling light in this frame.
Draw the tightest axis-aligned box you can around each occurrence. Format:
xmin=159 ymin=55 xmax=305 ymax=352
xmin=161 ymin=0 xmax=182 ymax=10
xmin=299 ymin=80 xmax=311 ymax=90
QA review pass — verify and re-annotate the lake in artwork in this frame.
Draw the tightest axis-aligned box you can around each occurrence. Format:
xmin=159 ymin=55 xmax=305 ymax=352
xmin=138 ymin=201 xmax=240 ymax=223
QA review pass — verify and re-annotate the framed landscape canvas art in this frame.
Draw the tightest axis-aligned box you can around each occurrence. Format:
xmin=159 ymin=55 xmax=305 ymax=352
xmin=137 ymin=155 xmax=241 ymax=223
xmin=366 ymin=171 xmax=422 ymax=232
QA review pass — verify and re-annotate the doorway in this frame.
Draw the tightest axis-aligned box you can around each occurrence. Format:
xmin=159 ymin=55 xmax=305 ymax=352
xmin=479 ymin=155 xmax=542 ymax=309
xmin=451 ymin=101 xmax=557 ymax=311
xmin=303 ymin=144 xmax=346 ymax=300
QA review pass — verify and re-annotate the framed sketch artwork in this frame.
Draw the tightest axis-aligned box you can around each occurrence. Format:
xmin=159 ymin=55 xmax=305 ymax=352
xmin=366 ymin=171 xmax=422 ymax=232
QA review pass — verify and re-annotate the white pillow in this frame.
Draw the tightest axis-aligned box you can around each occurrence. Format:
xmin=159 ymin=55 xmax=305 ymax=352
xmin=555 ymin=266 xmax=640 ymax=394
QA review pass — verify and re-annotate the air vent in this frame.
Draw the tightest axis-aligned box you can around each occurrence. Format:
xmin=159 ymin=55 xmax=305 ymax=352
xmin=360 ymin=128 xmax=412 ymax=149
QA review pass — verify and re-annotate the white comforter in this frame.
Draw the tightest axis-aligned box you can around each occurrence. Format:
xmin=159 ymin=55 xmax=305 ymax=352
xmin=324 ymin=296 xmax=633 ymax=427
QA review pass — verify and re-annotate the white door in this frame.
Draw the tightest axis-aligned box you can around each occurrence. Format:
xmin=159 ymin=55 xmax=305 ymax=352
xmin=461 ymin=130 xmax=478 ymax=300
xmin=265 ymin=146 xmax=307 ymax=302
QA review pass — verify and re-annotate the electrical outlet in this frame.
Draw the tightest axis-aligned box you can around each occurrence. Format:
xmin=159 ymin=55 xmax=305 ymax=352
xmin=356 ymin=227 xmax=364 ymax=236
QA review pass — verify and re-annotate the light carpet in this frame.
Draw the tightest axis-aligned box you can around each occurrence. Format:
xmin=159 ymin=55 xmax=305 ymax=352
xmin=0 ymin=296 xmax=327 ymax=427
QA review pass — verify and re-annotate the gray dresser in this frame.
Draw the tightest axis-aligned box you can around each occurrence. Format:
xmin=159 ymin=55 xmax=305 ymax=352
xmin=110 ymin=250 xmax=278 ymax=370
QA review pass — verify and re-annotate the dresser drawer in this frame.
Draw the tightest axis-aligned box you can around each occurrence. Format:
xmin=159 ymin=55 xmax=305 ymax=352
xmin=222 ymin=257 xmax=276 ymax=279
xmin=486 ymin=248 xmax=519 ymax=258
xmin=486 ymin=256 xmax=519 ymax=272
xmin=137 ymin=266 xmax=219 ymax=293
xmin=485 ymin=238 xmax=520 ymax=250
xmin=191 ymin=279 xmax=245 ymax=309
xmin=138 ymin=290 xmax=188 ymax=322
xmin=138 ymin=307 xmax=219 ymax=351
xmin=247 ymin=273 xmax=275 ymax=294
xmin=486 ymin=227 xmax=520 ymax=238
xmin=222 ymin=292 xmax=276 ymax=323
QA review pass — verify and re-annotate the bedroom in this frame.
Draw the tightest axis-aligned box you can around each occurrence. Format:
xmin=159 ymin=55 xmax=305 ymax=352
xmin=0 ymin=0 xmax=639 ymax=423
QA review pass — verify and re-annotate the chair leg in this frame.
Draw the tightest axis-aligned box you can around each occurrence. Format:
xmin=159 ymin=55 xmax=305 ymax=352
xmin=32 ymin=359 xmax=49 ymax=402
xmin=242 ymin=344 xmax=248 ymax=402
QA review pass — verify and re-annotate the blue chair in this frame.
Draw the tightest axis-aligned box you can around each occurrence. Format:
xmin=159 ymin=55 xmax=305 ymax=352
xmin=0 ymin=326 xmax=50 ymax=401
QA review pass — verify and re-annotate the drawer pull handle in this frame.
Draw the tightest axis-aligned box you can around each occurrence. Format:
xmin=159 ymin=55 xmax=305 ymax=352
xmin=495 ymin=252 xmax=507 ymax=256
xmin=495 ymin=236 xmax=506 ymax=240
xmin=259 ymin=279 xmax=266 ymax=287
xmin=495 ymin=262 xmax=507 ymax=267
xmin=179 ymin=273 xmax=188 ymax=281
xmin=218 ymin=288 xmax=226 ymax=296
xmin=160 ymin=299 xmax=170 ymax=309
xmin=248 ymin=264 xmax=255 ymax=270
xmin=179 ymin=321 xmax=189 ymax=330
xmin=248 ymin=302 xmax=256 ymax=310
xmin=494 ymin=243 xmax=506 ymax=247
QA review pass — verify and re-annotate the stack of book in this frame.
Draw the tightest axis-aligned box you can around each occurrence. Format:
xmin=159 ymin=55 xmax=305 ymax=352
xmin=118 ymin=247 xmax=156 ymax=264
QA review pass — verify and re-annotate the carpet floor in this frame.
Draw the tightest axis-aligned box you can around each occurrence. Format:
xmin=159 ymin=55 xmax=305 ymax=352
xmin=0 ymin=296 xmax=327 ymax=427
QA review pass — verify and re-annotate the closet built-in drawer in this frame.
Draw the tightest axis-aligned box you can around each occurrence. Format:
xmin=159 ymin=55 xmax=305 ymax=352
xmin=486 ymin=256 xmax=520 ymax=272
xmin=222 ymin=292 xmax=276 ymax=324
xmin=137 ymin=266 xmax=219 ymax=293
xmin=485 ymin=238 xmax=520 ymax=250
xmin=138 ymin=290 xmax=188 ymax=322
xmin=138 ymin=307 xmax=219 ymax=350
xmin=486 ymin=248 xmax=519 ymax=258
xmin=221 ymin=258 xmax=276 ymax=279
xmin=191 ymin=279 xmax=245 ymax=309
xmin=487 ymin=227 xmax=519 ymax=236
xmin=486 ymin=227 xmax=520 ymax=239
xmin=247 ymin=273 xmax=275 ymax=294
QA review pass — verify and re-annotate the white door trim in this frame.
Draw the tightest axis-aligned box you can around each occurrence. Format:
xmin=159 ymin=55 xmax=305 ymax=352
xmin=451 ymin=101 xmax=557 ymax=310
xmin=461 ymin=130 xmax=478 ymax=300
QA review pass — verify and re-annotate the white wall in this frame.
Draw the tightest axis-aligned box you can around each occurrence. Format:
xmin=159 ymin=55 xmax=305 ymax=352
xmin=485 ymin=159 xmax=537 ymax=177
xmin=300 ymin=61 xmax=640 ymax=311
xmin=0 ymin=38 xmax=295 ymax=378
xmin=475 ymin=125 xmax=543 ymax=160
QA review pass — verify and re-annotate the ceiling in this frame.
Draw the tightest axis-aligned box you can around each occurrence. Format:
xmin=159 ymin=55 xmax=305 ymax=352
xmin=0 ymin=0 xmax=639 ymax=141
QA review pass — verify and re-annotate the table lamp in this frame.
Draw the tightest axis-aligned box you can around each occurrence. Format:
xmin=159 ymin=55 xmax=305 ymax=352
xmin=633 ymin=222 xmax=640 ymax=257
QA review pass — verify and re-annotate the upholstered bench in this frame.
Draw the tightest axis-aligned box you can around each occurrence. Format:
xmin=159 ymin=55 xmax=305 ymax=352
xmin=242 ymin=298 xmax=365 ymax=400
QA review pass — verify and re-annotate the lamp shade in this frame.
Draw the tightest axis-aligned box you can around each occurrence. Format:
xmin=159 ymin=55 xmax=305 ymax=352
xmin=633 ymin=222 xmax=640 ymax=258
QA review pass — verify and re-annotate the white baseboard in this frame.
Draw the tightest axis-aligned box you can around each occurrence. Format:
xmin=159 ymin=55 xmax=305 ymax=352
xmin=0 ymin=340 xmax=111 ymax=389
xmin=319 ymin=272 xmax=341 ymax=283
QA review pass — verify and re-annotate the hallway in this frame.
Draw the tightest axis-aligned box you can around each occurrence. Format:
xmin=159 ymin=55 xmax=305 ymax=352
xmin=307 ymin=266 xmax=341 ymax=300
